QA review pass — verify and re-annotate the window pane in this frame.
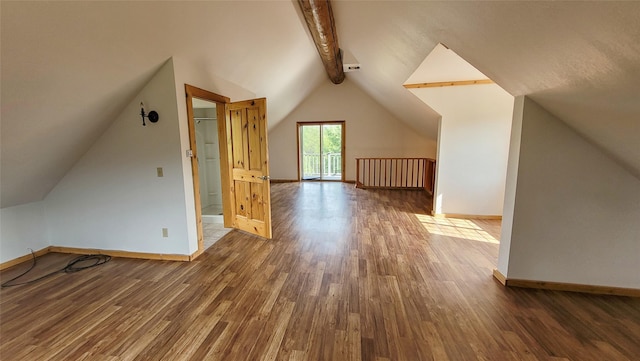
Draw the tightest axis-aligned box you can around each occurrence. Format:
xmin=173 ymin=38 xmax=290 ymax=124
xmin=301 ymin=125 xmax=321 ymax=180
xmin=322 ymin=124 xmax=342 ymax=179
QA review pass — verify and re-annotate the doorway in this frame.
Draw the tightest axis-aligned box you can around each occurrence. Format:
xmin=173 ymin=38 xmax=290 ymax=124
xmin=185 ymin=85 xmax=232 ymax=255
xmin=186 ymin=84 xmax=274 ymax=251
xmin=192 ymin=99 xmax=223 ymax=221
xmin=297 ymin=121 xmax=345 ymax=181
xmin=192 ymin=98 xmax=231 ymax=250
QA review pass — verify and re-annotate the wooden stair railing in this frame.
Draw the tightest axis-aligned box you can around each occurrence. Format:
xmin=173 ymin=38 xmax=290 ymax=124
xmin=356 ymin=158 xmax=436 ymax=194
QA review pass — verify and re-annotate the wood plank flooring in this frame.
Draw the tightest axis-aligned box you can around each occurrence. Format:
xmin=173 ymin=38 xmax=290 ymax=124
xmin=1 ymin=182 xmax=639 ymax=360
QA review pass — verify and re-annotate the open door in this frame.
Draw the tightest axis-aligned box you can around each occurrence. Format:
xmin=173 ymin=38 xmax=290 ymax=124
xmin=223 ymin=98 xmax=272 ymax=239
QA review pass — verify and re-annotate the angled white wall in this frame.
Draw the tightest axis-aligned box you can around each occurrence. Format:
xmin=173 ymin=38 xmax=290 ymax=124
xmin=269 ymin=78 xmax=436 ymax=181
xmin=0 ymin=201 xmax=49 ymax=263
xmin=496 ymin=96 xmax=525 ymax=275
xmin=1 ymin=56 xmax=261 ymax=263
xmin=410 ymin=84 xmax=513 ymax=216
xmin=45 ymin=59 xmax=192 ymax=255
xmin=499 ymin=97 xmax=640 ymax=289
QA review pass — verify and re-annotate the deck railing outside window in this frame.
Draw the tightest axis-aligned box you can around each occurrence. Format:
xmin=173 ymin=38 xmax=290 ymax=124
xmin=302 ymin=153 xmax=342 ymax=178
xmin=356 ymin=158 xmax=436 ymax=194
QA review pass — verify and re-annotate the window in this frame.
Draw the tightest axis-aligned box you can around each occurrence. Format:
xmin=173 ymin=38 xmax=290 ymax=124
xmin=297 ymin=121 xmax=345 ymax=181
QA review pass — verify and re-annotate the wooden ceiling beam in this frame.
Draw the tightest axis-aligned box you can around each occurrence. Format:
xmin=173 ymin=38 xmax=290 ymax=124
xmin=404 ymin=79 xmax=494 ymax=89
xmin=298 ymin=0 xmax=345 ymax=84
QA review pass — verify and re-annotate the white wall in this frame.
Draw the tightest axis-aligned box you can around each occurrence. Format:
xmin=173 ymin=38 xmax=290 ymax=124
xmin=0 ymin=201 xmax=50 ymax=263
xmin=499 ymin=97 xmax=640 ymax=289
xmin=45 ymin=59 xmax=192 ymax=255
xmin=410 ymin=84 xmax=513 ymax=216
xmin=269 ymin=78 xmax=436 ymax=181
xmin=497 ymin=96 xmax=525 ymax=275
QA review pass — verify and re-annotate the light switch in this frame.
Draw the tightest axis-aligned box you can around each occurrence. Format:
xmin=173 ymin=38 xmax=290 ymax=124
xmin=157 ymin=167 xmax=163 ymax=177
xmin=162 ymin=228 xmax=168 ymax=237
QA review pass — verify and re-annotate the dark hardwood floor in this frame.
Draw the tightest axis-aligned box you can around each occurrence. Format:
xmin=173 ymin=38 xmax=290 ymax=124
xmin=1 ymin=182 xmax=639 ymax=360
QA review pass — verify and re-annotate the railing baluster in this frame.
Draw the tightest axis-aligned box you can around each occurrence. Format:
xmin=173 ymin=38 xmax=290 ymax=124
xmin=403 ymin=159 xmax=407 ymax=187
xmin=396 ymin=159 xmax=399 ymax=187
xmin=410 ymin=159 xmax=415 ymax=188
xmin=368 ymin=158 xmax=372 ymax=188
xmin=383 ymin=159 xmax=387 ymax=187
xmin=355 ymin=157 xmax=435 ymax=191
xmin=372 ymin=159 xmax=376 ymax=187
xmin=390 ymin=159 xmax=394 ymax=187
xmin=387 ymin=159 xmax=391 ymax=187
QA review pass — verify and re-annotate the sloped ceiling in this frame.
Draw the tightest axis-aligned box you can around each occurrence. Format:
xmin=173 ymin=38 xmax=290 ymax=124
xmin=2 ymin=1 xmax=639 ymax=208
xmin=0 ymin=1 xmax=324 ymax=208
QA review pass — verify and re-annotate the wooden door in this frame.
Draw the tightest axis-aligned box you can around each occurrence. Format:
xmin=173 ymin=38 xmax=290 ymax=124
xmin=224 ymin=98 xmax=272 ymax=239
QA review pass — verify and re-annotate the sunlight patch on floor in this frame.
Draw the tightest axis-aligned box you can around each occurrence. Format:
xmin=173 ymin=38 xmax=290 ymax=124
xmin=415 ymin=214 xmax=499 ymax=244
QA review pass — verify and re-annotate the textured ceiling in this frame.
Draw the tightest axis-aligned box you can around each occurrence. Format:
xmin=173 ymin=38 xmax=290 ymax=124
xmin=2 ymin=1 xmax=639 ymax=208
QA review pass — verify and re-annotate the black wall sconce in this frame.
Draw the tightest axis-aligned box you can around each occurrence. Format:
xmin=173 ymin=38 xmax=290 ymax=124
xmin=140 ymin=102 xmax=159 ymax=126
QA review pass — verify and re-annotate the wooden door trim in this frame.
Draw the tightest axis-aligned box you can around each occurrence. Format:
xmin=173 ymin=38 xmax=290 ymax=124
xmin=184 ymin=84 xmax=232 ymax=256
xmin=296 ymin=120 xmax=346 ymax=182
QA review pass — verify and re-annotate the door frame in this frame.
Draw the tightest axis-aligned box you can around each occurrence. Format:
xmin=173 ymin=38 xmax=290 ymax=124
xmin=296 ymin=120 xmax=346 ymax=182
xmin=185 ymin=84 xmax=232 ymax=257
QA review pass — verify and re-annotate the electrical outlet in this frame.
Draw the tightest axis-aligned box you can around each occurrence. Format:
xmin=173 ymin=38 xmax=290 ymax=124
xmin=162 ymin=228 xmax=168 ymax=237
xmin=157 ymin=167 xmax=164 ymax=177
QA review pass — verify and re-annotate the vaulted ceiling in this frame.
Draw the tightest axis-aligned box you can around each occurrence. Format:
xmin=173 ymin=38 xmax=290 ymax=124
xmin=2 ymin=1 xmax=639 ymax=208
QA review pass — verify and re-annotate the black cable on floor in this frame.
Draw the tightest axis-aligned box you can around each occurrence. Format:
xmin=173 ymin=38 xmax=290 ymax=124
xmin=1 ymin=250 xmax=111 ymax=288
